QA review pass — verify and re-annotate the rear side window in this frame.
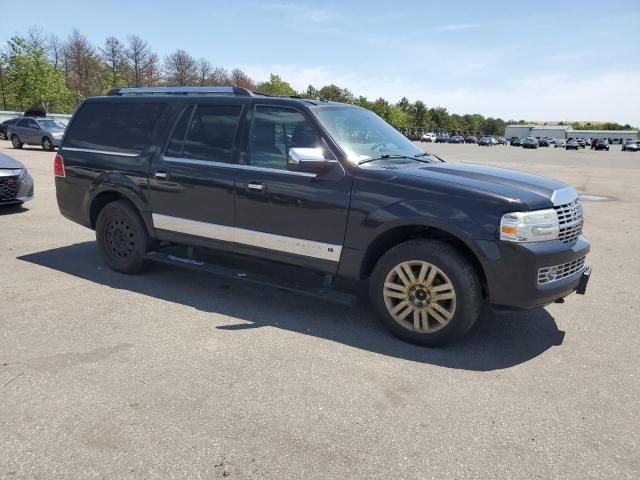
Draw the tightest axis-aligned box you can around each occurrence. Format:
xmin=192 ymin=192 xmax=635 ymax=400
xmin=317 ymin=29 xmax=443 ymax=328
xmin=64 ymin=102 xmax=166 ymax=153
xmin=181 ymin=104 xmax=242 ymax=163
xmin=17 ymin=119 xmax=30 ymax=127
xmin=166 ymin=105 xmax=194 ymax=158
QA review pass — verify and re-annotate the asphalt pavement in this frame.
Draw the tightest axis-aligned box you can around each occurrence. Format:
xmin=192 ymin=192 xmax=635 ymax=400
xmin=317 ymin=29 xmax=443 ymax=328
xmin=1 ymin=141 xmax=638 ymax=479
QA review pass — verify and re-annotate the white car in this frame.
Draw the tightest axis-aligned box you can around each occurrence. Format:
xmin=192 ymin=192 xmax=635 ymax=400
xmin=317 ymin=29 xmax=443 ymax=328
xmin=420 ymin=133 xmax=437 ymax=143
xmin=554 ymin=139 xmax=566 ymax=148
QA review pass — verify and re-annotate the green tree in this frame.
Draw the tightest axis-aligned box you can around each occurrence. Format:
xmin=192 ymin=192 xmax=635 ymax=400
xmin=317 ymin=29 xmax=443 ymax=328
xmin=318 ymin=84 xmax=354 ymax=103
xmin=259 ymin=74 xmax=297 ymax=96
xmin=3 ymin=36 xmax=71 ymax=112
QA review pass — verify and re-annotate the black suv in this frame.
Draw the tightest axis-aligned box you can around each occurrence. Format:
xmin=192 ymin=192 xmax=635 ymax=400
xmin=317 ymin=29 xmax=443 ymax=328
xmin=55 ymin=87 xmax=591 ymax=346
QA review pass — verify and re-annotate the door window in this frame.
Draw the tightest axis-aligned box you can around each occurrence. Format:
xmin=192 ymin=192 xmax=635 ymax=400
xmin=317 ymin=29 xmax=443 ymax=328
xmin=249 ymin=106 xmax=322 ymax=170
xmin=17 ymin=119 xmax=30 ymax=128
xmin=166 ymin=105 xmax=194 ymax=158
xmin=182 ymin=104 xmax=242 ymax=163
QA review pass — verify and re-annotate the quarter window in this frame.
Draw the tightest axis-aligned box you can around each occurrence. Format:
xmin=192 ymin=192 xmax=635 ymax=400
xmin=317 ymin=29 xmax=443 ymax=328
xmin=249 ymin=106 xmax=322 ymax=170
xmin=182 ymin=104 xmax=242 ymax=163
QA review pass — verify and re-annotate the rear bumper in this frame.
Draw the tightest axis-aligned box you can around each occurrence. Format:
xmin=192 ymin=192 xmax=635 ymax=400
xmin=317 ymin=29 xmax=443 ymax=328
xmin=484 ymin=236 xmax=591 ymax=308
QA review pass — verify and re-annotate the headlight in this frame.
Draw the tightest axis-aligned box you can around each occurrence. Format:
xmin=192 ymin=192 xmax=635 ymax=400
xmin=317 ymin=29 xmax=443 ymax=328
xmin=500 ymin=209 xmax=559 ymax=242
xmin=52 ymin=132 xmax=64 ymax=139
xmin=18 ymin=168 xmax=28 ymax=180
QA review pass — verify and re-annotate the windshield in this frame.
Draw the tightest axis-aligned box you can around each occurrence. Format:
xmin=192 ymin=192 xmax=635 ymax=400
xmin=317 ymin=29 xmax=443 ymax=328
xmin=37 ymin=119 xmax=65 ymax=130
xmin=311 ymin=106 xmax=422 ymax=162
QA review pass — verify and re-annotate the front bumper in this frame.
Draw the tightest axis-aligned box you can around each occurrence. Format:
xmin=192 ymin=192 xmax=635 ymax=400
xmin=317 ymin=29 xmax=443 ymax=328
xmin=484 ymin=236 xmax=591 ymax=308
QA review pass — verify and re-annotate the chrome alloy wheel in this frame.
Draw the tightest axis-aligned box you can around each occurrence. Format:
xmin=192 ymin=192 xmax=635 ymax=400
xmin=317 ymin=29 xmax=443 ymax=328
xmin=382 ymin=260 xmax=457 ymax=333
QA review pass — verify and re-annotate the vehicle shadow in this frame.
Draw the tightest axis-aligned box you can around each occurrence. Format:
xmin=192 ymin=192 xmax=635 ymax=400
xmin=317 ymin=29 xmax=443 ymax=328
xmin=18 ymin=242 xmax=565 ymax=371
xmin=0 ymin=205 xmax=28 ymax=216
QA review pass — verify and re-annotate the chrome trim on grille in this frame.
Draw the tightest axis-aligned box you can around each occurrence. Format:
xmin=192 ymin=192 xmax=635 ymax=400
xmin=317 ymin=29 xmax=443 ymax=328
xmin=62 ymin=147 xmax=140 ymax=157
xmin=162 ymin=156 xmax=316 ymax=177
xmin=551 ymin=186 xmax=578 ymax=206
xmin=538 ymin=256 xmax=587 ymax=285
xmin=554 ymin=199 xmax=584 ymax=246
xmin=152 ymin=213 xmax=342 ymax=262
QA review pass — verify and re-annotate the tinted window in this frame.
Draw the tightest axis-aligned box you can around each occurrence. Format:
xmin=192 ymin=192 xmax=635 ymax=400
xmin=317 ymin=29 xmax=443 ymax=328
xmin=182 ymin=104 xmax=242 ymax=162
xmin=250 ymin=106 xmax=322 ymax=170
xmin=64 ymin=102 xmax=166 ymax=153
xmin=17 ymin=119 xmax=30 ymax=127
xmin=166 ymin=105 xmax=194 ymax=158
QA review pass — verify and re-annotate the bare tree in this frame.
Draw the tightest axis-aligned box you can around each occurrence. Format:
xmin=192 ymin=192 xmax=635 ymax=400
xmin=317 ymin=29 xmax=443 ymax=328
xmin=125 ymin=35 xmax=153 ymax=87
xmin=196 ymin=58 xmax=212 ymax=86
xmin=48 ymin=34 xmax=64 ymax=69
xmin=64 ymin=29 xmax=103 ymax=101
xmin=27 ymin=26 xmax=47 ymax=50
xmin=144 ymin=53 xmax=162 ymax=87
xmin=229 ymin=68 xmax=256 ymax=89
xmin=209 ymin=66 xmax=230 ymax=86
xmin=163 ymin=49 xmax=197 ymax=86
xmin=100 ymin=36 xmax=126 ymax=90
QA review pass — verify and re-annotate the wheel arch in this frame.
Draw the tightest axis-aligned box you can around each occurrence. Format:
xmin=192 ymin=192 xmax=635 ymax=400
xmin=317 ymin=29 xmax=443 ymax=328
xmin=88 ymin=187 xmax=156 ymax=238
xmin=359 ymin=224 xmax=488 ymax=296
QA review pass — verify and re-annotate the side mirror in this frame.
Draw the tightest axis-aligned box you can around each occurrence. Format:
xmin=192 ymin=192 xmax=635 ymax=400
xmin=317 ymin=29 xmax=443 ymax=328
xmin=288 ymin=147 xmax=336 ymax=174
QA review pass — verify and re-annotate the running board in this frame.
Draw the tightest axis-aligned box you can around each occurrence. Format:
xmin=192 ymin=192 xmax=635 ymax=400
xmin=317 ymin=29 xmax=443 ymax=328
xmin=145 ymin=250 xmax=357 ymax=307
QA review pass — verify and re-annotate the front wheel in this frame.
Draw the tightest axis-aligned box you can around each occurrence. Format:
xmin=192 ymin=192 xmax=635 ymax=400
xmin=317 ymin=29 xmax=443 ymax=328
xmin=42 ymin=137 xmax=54 ymax=151
xmin=96 ymin=200 xmax=150 ymax=274
xmin=369 ymin=239 xmax=483 ymax=346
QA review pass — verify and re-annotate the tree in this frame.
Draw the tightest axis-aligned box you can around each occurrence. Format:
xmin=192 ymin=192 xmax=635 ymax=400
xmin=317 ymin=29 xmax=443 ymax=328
xmin=259 ymin=73 xmax=296 ymax=96
xmin=396 ymin=96 xmax=411 ymax=113
xmin=3 ymin=36 xmax=70 ymax=112
xmin=126 ymin=35 xmax=154 ymax=87
xmin=209 ymin=66 xmax=230 ymax=86
xmin=304 ymin=84 xmax=319 ymax=98
xmin=64 ymin=29 xmax=103 ymax=101
xmin=163 ymin=49 xmax=197 ymax=86
xmin=229 ymin=68 xmax=256 ymax=89
xmin=318 ymin=84 xmax=353 ymax=103
xmin=100 ymin=36 xmax=127 ymax=90
xmin=196 ymin=58 xmax=213 ymax=86
xmin=413 ymin=100 xmax=428 ymax=127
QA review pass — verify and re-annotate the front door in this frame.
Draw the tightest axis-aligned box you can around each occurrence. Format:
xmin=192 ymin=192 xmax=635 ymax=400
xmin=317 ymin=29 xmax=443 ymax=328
xmin=233 ymin=105 xmax=352 ymax=274
xmin=149 ymin=102 xmax=244 ymax=250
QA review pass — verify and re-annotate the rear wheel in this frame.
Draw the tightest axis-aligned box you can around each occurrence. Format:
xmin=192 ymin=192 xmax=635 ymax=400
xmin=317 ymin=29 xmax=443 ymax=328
xmin=369 ymin=239 xmax=483 ymax=346
xmin=42 ymin=137 xmax=54 ymax=151
xmin=11 ymin=135 xmax=23 ymax=149
xmin=96 ymin=200 xmax=150 ymax=274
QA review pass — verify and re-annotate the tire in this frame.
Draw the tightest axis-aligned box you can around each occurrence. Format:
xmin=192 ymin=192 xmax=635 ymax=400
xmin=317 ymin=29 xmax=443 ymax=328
xmin=369 ymin=239 xmax=483 ymax=346
xmin=0 ymin=130 xmax=6 ymax=140
xmin=42 ymin=137 xmax=54 ymax=151
xmin=11 ymin=135 xmax=23 ymax=149
xmin=95 ymin=200 xmax=150 ymax=274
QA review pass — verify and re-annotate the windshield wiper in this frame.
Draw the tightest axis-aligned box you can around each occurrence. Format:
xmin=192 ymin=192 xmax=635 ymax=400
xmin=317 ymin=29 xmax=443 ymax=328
xmin=357 ymin=154 xmax=412 ymax=165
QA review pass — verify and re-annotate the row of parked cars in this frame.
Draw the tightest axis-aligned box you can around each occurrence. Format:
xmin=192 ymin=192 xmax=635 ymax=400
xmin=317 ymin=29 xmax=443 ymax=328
xmin=0 ymin=116 xmax=67 ymax=151
xmin=508 ymin=136 xmax=631 ymax=151
xmin=421 ymin=133 xmax=508 ymax=145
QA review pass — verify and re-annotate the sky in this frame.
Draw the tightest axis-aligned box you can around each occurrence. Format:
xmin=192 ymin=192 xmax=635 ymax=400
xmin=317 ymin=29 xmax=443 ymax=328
xmin=1 ymin=0 xmax=639 ymax=125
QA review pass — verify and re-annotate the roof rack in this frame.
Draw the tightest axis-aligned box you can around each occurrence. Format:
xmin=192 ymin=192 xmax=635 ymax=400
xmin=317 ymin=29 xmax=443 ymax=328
xmin=106 ymin=86 xmax=269 ymax=97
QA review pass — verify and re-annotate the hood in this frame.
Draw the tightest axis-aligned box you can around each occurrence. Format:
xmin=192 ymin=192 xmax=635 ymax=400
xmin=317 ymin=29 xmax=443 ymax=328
xmin=369 ymin=161 xmax=574 ymax=209
xmin=0 ymin=152 xmax=25 ymax=170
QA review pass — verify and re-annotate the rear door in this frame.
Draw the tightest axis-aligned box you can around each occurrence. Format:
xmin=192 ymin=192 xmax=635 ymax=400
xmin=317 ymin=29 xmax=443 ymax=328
xmin=233 ymin=104 xmax=351 ymax=273
xmin=24 ymin=118 xmax=41 ymax=144
xmin=148 ymin=101 xmax=244 ymax=250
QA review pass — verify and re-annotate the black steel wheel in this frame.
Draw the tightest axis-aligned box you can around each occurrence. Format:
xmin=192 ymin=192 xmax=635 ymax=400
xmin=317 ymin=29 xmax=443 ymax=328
xmin=96 ymin=200 xmax=150 ymax=274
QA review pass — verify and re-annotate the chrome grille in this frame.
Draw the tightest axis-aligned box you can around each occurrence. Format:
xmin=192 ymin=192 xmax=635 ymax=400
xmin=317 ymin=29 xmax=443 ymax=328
xmin=0 ymin=175 xmax=19 ymax=201
xmin=554 ymin=199 xmax=583 ymax=246
xmin=538 ymin=256 xmax=587 ymax=285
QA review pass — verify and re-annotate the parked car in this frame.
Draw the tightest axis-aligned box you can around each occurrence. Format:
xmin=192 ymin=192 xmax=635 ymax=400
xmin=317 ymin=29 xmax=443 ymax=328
xmin=55 ymin=86 xmax=591 ymax=347
xmin=0 ymin=118 xmax=21 ymax=140
xmin=464 ymin=135 xmax=478 ymax=144
xmin=622 ymin=139 xmax=639 ymax=152
xmin=448 ymin=135 xmax=464 ymax=144
xmin=495 ymin=136 xmax=506 ymax=145
xmin=566 ymin=139 xmax=579 ymax=150
xmin=420 ymin=133 xmax=436 ymax=143
xmin=554 ymin=139 xmax=566 ymax=148
xmin=576 ymin=138 xmax=586 ymax=149
xmin=435 ymin=134 xmax=450 ymax=143
xmin=478 ymin=136 xmax=496 ymax=146
xmin=538 ymin=138 xmax=551 ymax=147
xmin=0 ymin=152 xmax=34 ymax=206
xmin=594 ymin=139 xmax=610 ymax=151
xmin=522 ymin=137 xmax=539 ymax=149
xmin=510 ymin=137 xmax=523 ymax=146
xmin=7 ymin=117 xmax=66 ymax=151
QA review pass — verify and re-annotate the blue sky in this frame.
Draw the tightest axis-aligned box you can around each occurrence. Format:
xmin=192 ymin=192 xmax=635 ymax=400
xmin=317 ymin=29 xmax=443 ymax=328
xmin=1 ymin=0 xmax=639 ymax=124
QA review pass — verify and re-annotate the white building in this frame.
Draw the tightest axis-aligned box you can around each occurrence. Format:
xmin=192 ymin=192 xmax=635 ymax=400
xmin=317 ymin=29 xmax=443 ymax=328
xmin=504 ymin=125 xmax=638 ymax=144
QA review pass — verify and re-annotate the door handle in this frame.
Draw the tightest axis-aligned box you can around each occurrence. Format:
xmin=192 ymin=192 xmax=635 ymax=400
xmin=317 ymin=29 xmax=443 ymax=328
xmin=247 ymin=181 xmax=265 ymax=192
xmin=154 ymin=171 xmax=168 ymax=180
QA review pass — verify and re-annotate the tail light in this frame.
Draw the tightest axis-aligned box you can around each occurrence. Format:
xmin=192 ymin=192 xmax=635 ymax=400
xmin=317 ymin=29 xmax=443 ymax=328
xmin=54 ymin=153 xmax=65 ymax=177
